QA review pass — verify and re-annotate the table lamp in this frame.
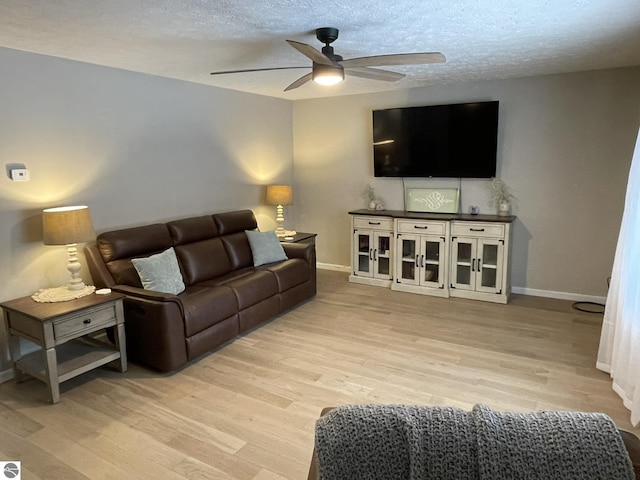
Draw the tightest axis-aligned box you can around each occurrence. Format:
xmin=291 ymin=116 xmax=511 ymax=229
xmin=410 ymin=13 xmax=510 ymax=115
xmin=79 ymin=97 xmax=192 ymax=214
xmin=265 ymin=185 xmax=293 ymax=237
xmin=34 ymin=205 xmax=96 ymax=302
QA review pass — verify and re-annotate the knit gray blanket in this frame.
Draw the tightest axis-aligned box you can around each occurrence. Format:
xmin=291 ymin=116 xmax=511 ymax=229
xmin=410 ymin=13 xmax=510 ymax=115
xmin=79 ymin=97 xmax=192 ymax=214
xmin=314 ymin=404 xmax=635 ymax=480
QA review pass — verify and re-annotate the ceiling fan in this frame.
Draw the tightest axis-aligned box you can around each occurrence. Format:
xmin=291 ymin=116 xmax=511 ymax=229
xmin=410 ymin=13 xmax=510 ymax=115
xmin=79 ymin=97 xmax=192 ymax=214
xmin=210 ymin=27 xmax=446 ymax=92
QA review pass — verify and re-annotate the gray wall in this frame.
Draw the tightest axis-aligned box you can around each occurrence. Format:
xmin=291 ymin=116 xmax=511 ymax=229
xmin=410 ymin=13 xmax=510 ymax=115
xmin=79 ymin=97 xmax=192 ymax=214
xmin=0 ymin=47 xmax=294 ymax=374
xmin=292 ymin=67 xmax=640 ymax=299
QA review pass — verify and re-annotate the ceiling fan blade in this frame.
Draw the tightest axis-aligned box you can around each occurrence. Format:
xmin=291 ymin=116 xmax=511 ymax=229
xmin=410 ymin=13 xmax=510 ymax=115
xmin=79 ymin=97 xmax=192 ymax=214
xmin=345 ymin=67 xmax=405 ymax=82
xmin=286 ymin=40 xmax=334 ymax=66
xmin=284 ymin=72 xmax=313 ymax=91
xmin=210 ymin=66 xmax=309 ymax=76
xmin=341 ymin=52 xmax=446 ymax=68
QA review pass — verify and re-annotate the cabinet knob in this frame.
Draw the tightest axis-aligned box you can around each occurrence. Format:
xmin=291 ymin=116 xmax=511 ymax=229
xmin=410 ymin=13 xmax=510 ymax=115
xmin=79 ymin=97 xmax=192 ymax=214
xmin=83 ymin=319 xmax=92 ymax=324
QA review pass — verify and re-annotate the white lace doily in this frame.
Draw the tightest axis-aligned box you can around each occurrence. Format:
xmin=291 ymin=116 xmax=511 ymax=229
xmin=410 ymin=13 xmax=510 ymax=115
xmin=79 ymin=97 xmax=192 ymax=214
xmin=32 ymin=285 xmax=96 ymax=303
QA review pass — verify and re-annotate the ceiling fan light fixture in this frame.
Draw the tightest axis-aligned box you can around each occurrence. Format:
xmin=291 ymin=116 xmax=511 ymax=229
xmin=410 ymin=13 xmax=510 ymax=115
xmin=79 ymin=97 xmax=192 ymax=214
xmin=312 ymin=63 xmax=344 ymax=86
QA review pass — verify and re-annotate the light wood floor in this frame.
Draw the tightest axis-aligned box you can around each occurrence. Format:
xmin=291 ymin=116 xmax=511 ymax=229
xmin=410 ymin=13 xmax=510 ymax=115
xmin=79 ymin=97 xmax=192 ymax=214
xmin=1 ymin=269 xmax=637 ymax=479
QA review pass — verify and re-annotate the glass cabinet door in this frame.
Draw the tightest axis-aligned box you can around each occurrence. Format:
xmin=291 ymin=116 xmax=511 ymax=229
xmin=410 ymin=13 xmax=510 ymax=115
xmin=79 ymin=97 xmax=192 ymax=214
xmin=354 ymin=230 xmax=372 ymax=277
xmin=374 ymin=232 xmax=393 ymax=280
xmin=398 ymin=235 xmax=419 ymax=284
xmin=451 ymin=238 xmax=476 ymax=290
xmin=397 ymin=234 xmax=444 ymax=287
xmin=477 ymin=239 xmax=503 ymax=293
xmin=422 ymin=237 xmax=443 ymax=286
xmin=354 ymin=229 xmax=393 ymax=280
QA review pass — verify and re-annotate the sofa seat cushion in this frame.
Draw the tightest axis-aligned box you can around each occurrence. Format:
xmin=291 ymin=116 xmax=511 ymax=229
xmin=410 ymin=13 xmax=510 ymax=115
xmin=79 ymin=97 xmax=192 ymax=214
xmin=258 ymin=258 xmax=310 ymax=292
xmin=180 ymin=286 xmax=238 ymax=337
xmin=203 ymin=269 xmax=278 ymax=310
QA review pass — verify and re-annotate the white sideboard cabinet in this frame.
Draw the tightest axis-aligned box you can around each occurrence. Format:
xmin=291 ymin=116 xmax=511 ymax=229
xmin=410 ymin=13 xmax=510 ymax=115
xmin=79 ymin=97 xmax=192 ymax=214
xmin=349 ymin=210 xmax=515 ymax=304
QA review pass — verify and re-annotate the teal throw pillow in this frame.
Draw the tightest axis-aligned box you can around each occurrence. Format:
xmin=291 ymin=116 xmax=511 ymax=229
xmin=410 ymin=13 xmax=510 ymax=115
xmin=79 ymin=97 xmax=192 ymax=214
xmin=245 ymin=230 xmax=288 ymax=266
xmin=131 ymin=247 xmax=185 ymax=295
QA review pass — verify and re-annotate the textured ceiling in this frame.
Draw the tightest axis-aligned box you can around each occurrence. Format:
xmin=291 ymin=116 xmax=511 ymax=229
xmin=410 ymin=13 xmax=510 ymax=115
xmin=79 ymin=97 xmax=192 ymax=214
xmin=1 ymin=1 xmax=640 ymax=100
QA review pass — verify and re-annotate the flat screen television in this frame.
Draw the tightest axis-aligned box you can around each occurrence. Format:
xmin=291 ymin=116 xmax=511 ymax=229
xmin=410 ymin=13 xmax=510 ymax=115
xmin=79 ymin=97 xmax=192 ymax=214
xmin=373 ymin=101 xmax=499 ymax=178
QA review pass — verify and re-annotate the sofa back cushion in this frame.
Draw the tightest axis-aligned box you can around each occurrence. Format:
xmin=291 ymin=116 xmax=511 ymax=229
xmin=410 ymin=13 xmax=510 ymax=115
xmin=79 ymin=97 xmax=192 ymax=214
xmin=167 ymin=215 xmax=219 ymax=244
xmin=214 ymin=210 xmax=257 ymax=270
xmin=168 ymin=215 xmax=233 ymax=285
xmin=97 ymin=224 xmax=173 ymax=287
xmin=94 ymin=211 xmax=261 ymax=288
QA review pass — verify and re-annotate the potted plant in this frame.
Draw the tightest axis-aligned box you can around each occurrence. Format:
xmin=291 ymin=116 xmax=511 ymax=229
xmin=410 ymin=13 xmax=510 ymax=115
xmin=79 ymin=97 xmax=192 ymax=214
xmin=487 ymin=178 xmax=515 ymax=216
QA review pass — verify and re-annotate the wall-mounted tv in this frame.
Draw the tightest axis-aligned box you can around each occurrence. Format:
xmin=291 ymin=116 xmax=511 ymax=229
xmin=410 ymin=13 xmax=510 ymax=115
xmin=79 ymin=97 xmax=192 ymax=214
xmin=373 ymin=101 xmax=499 ymax=178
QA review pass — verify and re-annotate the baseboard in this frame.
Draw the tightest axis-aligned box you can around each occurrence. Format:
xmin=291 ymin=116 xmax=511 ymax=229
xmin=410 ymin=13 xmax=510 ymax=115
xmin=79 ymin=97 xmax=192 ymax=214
xmin=315 ymin=266 xmax=608 ymax=304
xmin=511 ymin=286 xmax=606 ymax=304
xmin=0 ymin=368 xmax=14 ymax=384
xmin=317 ymin=263 xmax=350 ymax=273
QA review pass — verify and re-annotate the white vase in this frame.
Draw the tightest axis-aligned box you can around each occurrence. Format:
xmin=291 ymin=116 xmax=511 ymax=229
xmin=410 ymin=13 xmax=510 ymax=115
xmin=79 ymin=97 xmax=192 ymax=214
xmin=369 ymin=200 xmax=377 ymax=210
xmin=498 ymin=202 xmax=511 ymax=216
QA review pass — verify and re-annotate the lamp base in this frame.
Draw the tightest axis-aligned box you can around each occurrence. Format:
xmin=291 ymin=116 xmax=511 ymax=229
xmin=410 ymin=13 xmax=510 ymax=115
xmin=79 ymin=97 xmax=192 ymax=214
xmin=32 ymin=285 xmax=96 ymax=303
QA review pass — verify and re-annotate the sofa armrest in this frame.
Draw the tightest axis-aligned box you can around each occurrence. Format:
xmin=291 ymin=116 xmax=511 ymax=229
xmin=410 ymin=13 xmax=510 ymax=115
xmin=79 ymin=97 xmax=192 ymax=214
xmin=283 ymin=242 xmax=315 ymax=263
xmin=110 ymin=284 xmax=188 ymax=372
xmin=111 ymin=284 xmax=185 ymax=316
xmin=308 ymin=407 xmax=335 ymax=480
xmin=85 ymin=244 xmax=116 ymax=288
xmin=112 ymin=284 xmax=187 ymax=323
xmin=620 ymin=430 xmax=640 ymax=479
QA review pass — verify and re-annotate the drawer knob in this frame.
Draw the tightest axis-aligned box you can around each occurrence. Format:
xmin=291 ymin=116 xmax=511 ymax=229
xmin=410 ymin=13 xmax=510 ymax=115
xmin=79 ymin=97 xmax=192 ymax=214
xmin=83 ymin=319 xmax=92 ymax=324
xmin=368 ymin=221 xmax=381 ymax=225
xmin=470 ymin=228 xmax=485 ymax=232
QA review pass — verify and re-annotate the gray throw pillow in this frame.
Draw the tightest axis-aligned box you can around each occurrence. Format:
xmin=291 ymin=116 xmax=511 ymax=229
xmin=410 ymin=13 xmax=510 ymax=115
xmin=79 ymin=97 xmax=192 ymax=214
xmin=131 ymin=247 xmax=185 ymax=295
xmin=245 ymin=230 xmax=288 ymax=266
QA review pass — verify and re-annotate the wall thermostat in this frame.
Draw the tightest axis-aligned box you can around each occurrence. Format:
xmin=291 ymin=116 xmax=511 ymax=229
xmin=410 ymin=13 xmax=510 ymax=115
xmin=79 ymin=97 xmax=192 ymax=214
xmin=10 ymin=168 xmax=30 ymax=181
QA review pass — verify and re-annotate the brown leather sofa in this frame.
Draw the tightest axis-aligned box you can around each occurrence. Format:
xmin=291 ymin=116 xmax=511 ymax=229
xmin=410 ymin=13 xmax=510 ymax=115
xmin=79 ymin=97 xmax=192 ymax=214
xmin=85 ymin=210 xmax=316 ymax=372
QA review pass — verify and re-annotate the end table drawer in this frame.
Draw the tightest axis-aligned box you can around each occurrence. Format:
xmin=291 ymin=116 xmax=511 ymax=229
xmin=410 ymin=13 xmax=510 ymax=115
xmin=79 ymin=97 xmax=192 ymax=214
xmin=54 ymin=304 xmax=117 ymax=341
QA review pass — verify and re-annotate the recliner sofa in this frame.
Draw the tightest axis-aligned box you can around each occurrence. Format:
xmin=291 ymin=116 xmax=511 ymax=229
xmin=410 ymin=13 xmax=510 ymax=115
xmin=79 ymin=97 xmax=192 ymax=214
xmin=85 ymin=210 xmax=316 ymax=372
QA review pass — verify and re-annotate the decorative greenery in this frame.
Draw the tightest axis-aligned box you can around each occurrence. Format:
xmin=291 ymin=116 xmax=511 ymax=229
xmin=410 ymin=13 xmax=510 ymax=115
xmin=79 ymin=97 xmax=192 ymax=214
xmin=487 ymin=178 xmax=516 ymax=208
xmin=361 ymin=183 xmax=377 ymax=203
xmin=360 ymin=183 xmax=385 ymax=210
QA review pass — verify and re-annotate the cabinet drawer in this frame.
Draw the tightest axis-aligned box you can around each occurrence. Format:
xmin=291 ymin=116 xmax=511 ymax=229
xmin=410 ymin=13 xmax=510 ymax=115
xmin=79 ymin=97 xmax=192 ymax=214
xmin=451 ymin=222 xmax=505 ymax=238
xmin=353 ymin=216 xmax=393 ymax=230
xmin=397 ymin=220 xmax=446 ymax=235
xmin=54 ymin=304 xmax=117 ymax=341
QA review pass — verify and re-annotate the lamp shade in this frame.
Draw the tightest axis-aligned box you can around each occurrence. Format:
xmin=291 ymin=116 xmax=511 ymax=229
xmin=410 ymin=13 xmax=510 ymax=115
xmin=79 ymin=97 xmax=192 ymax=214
xmin=265 ymin=185 xmax=293 ymax=206
xmin=43 ymin=205 xmax=95 ymax=245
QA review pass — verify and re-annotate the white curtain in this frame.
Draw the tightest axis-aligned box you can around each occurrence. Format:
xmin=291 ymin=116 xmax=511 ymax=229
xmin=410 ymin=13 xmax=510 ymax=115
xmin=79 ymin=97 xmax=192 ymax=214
xmin=597 ymin=127 xmax=640 ymax=427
